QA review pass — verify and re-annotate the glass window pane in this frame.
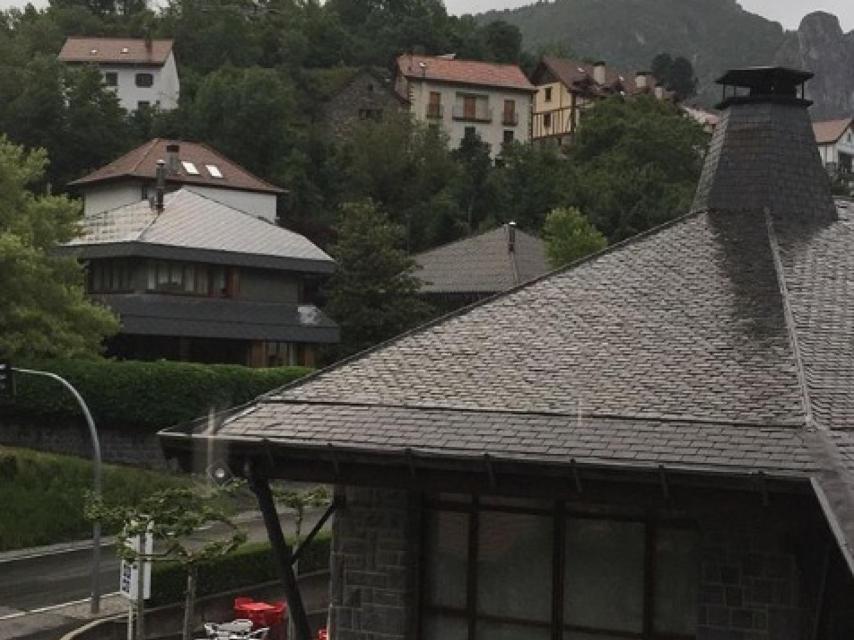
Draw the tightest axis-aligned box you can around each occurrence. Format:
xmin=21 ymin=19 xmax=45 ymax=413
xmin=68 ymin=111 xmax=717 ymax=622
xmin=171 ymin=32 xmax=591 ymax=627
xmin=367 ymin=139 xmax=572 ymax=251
xmin=564 ymin=519 xmax=645 ymax=633
xmin=654 ymin=527 xmax=698 ymax=635
xmin=478 ymin=511 xmax=552 ymax=623
xmin=195 ymin=267 xmax=208 ymax=294
xmin=424 ymin=510 xmax=468 ymax=609
xmin=422 ymin=614 xmax=467 ymax=640
xmin=183 ymin=265 xmax=195 ymax=292
xmin=478 ymin=621 xmax=550 ymax=640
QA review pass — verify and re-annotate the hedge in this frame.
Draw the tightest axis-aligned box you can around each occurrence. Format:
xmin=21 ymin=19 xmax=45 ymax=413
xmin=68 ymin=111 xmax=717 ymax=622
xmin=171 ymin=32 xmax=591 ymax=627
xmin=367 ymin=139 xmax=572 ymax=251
xmin=2 ymin=359 xmax=311 ymax=431
xmin=149 ymin=532 xmax=331 ymax=607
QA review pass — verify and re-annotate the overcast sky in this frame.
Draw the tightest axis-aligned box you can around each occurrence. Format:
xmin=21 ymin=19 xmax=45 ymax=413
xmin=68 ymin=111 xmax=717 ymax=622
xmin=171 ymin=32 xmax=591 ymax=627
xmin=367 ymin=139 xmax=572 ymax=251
xmin=1 ymin=0 xmax=852 ymax=32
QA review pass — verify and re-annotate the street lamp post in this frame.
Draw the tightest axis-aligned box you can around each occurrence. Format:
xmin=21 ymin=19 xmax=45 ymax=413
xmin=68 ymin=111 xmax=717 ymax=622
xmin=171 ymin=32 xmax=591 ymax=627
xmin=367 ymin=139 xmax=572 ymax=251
xmin=12 ymin=367 xmax=103 ymax=615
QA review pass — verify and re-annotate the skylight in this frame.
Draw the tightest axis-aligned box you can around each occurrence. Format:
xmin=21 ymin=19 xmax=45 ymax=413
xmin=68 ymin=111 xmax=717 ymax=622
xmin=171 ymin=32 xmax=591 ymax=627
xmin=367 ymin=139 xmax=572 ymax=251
xmin=121 ymin=47 xmax=129 ymax=54
xmin=181 ymin=161 xmax=200 ymax=175
xmin=90 ymin=48 xmax=99 ymax=55
xmin=205 ymin=164 xmax=223 ymax=178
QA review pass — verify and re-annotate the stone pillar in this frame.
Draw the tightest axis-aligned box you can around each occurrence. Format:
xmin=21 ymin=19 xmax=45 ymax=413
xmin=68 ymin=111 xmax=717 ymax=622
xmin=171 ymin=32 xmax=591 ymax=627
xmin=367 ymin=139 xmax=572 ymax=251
xmin=329 ymin=486 xmax=419 ymax=640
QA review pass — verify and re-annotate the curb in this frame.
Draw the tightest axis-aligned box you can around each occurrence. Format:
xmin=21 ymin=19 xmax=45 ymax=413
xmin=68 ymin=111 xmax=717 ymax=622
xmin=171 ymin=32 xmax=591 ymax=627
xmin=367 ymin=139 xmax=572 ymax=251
xmin=0 ymin=538 xmax=116 ymax=564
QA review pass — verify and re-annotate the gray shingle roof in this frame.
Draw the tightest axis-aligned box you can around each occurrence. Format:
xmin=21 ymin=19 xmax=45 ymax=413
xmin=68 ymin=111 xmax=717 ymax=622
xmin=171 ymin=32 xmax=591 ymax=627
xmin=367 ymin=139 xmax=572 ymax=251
xmin=63 ymin=188 xmax=333 ymax=274
xmin=96 ymin=294 xmax=339 ymax=343
xmin=413 ymin=225 xmax=549 ymax=294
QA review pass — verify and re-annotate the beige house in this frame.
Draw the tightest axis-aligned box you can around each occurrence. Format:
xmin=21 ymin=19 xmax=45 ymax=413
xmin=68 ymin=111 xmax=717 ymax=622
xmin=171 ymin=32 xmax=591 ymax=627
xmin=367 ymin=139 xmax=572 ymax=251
xmin=531 ymin=56 xmax=668 ymax=146
xmin=395 ymin=54 xmax=535 ymax=156
xmin=58 ymin=37 xmax=180 ymax=112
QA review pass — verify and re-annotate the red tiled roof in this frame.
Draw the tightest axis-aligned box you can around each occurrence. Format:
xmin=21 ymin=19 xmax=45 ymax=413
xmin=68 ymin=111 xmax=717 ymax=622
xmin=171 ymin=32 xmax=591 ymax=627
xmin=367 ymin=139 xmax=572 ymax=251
xmin=813 ymin=118 xmax=854 ymax=145
xmin=535 ymin=56 xmax=664 ymax=96
xmin=396 ymin=54 xmax=535 ymax=92
xmin=59 ymin=37 xmax=174 ymax=66
xmin=69 ymin=139 xmax=285 ymax=194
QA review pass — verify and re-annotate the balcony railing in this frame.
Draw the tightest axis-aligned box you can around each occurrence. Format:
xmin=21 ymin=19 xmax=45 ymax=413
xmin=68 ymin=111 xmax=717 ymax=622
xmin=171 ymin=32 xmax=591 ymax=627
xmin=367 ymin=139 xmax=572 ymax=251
xmin=502 ymin=111 xmax=519 ymax=126
xmin=452 ymin=105 xmax=493 ymax=123
xmin=426 ymin=104 xmax=443 ymax=119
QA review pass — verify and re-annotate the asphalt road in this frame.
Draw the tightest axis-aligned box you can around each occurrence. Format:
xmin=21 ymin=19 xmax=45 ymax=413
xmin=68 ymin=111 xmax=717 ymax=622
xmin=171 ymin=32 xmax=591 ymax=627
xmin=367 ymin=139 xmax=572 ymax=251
xmin=0 ymin=507 xmax=328 ymax=639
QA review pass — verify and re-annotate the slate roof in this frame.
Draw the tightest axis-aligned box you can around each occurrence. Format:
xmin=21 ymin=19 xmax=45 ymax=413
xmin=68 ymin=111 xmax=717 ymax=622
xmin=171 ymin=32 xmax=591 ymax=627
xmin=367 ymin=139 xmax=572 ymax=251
xmin=59 ymin=37 xmax=173 ymax=66
xmin=396 ymin=54 xmax=535 ymax=92
xmin=412 ymin=225 xmax=549 ymax=295
xmin=62 ymin=188 xmax=333 ymax=274
xmin=813 ymin=117 xmax=854 ymax=145
xmin=96 ymin=294 xmax=339 ymax=343
xmin=70 ymin=139 xmax=284 ymax=195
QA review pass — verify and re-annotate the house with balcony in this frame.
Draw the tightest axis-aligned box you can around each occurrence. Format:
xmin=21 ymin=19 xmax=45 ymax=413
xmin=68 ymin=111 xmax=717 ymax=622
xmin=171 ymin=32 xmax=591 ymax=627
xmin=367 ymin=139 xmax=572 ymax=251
xmin=395 ymin=54 xmax=535 ymax=156
xmin=814 ymin=117 xmax=854 ymax=179
xmin=59 ymin=180 xmax=338 ymax=367
xmin=58 ymin=37 xmax=179 ymax=112
xmin=531 ymin=56 xmax=669 ymax=146
xmin=70 ymin=138 xmax=284 ymax=223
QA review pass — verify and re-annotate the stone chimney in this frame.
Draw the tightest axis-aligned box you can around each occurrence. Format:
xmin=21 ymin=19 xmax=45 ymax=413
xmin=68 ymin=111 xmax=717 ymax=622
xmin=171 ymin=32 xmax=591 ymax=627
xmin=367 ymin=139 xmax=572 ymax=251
xmin=165 ymin=142 xmax=180 ymax=175
xmin=635 ymin=71 xmax=649 ymax=91
xmin=593 ymin=61 xmax=607 ymax=85
xmin=691 ymin=67 xmax=836 ymax=221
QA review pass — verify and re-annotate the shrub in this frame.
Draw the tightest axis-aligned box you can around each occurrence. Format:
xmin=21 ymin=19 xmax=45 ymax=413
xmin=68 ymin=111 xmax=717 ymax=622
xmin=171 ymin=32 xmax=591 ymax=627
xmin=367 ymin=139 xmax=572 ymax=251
xmin=149 ymin=533 xmax=331 ymax=607
xmin=0 ymin=446 xmax=189 ymax=551
xmin=1 ymin=359 xmax=311 ymax=430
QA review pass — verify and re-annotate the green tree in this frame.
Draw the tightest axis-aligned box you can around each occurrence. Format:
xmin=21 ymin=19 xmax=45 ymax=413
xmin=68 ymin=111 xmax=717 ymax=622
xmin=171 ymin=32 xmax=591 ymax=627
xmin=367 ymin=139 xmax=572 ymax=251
xmin=481 ymin=20 xmax=522 ymax=63
xmin=651 ymin=52 xmax=697 ymax=100
xmin=569 ymin=95 xmax=708 ymax=240
xmin=542 ymin=206 xmax=607 ymax=269
xmin=325 ymin=201 xmax=431 ymax=357
xmin=0 ymin=137 xmax=118 ymax=360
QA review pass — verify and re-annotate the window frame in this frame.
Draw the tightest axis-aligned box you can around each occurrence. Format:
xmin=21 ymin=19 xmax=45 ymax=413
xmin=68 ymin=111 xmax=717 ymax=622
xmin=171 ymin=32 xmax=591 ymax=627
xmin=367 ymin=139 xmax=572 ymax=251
xmin=135 ymin=72 xmax=154 ymax=88
xmin=419 ymin=497 xmax=698 ymax=640
xmin=104 ymin=71 xmax=118 ymax=87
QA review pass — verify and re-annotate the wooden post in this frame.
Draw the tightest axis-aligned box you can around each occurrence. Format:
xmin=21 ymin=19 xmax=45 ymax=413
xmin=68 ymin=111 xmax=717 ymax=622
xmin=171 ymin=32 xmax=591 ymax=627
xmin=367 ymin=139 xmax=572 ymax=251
xmin=248 ymin=466 xmax=313 ymax=640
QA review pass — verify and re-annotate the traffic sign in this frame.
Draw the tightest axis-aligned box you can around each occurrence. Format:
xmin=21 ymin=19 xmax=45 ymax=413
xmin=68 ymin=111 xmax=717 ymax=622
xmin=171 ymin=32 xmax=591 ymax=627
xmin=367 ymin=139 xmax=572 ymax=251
xmin=119 ymin=525 xmax=152 ymax=602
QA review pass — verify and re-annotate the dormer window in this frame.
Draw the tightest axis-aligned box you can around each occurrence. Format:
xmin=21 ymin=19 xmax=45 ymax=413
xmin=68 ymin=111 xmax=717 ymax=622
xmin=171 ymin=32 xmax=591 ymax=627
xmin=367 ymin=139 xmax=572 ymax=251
xmin=181 ymin=161 xmax=200 ymax=175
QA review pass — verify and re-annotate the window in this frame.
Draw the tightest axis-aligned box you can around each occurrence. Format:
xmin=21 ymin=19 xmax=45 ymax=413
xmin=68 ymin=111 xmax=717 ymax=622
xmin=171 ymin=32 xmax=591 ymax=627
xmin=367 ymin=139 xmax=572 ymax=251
xmin=422 ymin=498 xmax=698 ymax=640
xmin=367 ymin=83 xmax=374 ymax=92
xmin=181 ymin=161 xmax=200 ymax=175
xmin=88 ymin=260 xmax=133 ymax=293
xmin=544 ymin=112 xmax=552 ymax=128
xmin=137 ymin=101 xmax=150 ymax=110
xmin=135 ymin=73 xmax=154 ymax=87
xmin=545 ymin=86 xmax=553 ymax=101
xmin=503 ymin=130 xmax=514 ymax=145
xmin=206 ymin=164 xmax=223 ymax=178
xmin=463 ymin=95 xmax=477 ymax=120
xmin=265 ymin=342 xmax=298 ymax=367
xmin=503 ymin=100 xmax=517 ymax=125
xmin=464 ymin=126 xmax=476 ymax=139
xmin=104 ymin=72 xmax=118 ymax=87
xmin=146 ymin=261 xmax=217 ymax=296
xmin=427 ymin=91 xmax=442 ymax=119
xmin=358 ymin=108 xmax=383 ymax=121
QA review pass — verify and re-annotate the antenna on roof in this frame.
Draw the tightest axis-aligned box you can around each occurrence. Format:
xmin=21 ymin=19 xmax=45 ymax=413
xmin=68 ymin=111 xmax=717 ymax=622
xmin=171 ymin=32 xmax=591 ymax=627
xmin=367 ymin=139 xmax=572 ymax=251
xmin=506 ymin=221 xmax=517 ymax=253
xmin=154 ymin=159 xmax=165 ymax=213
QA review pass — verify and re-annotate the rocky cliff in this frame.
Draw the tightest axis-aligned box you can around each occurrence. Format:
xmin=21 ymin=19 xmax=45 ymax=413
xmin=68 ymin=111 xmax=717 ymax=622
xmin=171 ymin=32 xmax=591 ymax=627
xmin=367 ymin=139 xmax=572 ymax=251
xmin=776 ymin=12 xmax=854 ymax=119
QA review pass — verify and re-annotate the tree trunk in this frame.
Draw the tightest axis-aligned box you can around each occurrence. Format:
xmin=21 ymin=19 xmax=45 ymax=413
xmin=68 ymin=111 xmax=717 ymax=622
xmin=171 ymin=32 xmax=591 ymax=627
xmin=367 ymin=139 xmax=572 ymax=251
xmin=182 ymin=566 xmax=197 ymax=640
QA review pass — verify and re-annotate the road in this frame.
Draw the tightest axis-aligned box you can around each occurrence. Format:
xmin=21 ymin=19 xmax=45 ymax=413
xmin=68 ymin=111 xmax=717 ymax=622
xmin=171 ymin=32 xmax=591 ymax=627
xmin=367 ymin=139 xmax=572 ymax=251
xmin=0 ymin=507 xmax=328 ymax=640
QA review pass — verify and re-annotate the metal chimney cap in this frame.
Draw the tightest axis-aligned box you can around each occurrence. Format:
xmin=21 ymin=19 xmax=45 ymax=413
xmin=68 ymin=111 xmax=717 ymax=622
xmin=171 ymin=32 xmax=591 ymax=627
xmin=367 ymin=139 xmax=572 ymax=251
xmin=716 ymin=66 xmax=813 ymax=109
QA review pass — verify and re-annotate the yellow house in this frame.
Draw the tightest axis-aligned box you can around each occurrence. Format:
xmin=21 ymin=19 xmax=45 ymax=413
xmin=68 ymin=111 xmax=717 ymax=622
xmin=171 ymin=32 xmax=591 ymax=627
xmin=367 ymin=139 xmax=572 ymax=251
xmin=531 ymin=56 xmax=667 ymax=146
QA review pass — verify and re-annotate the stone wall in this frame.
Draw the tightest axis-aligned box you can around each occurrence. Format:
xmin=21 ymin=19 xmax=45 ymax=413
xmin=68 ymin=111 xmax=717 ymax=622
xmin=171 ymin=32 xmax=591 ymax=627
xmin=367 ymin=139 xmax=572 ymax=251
xmin=322 ymin=72 xmax=405 ymax=142
xmin=329 ymin=486 xmax=420 ymax=640
xmin=0 ymin=417 xmax=169 ymax=468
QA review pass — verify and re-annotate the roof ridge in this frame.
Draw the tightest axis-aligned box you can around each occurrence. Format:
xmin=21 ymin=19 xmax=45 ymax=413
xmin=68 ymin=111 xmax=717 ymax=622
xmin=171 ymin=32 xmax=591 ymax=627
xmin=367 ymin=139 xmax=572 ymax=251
xmin=194 ymin=141 xmax=284 ymax=193
xmin=763 ymin=207 xmax=816 ymax=431
xmin=412 ymin=224 xmax=536 ymax=259
xmin=263 ymin=207 xmax=709 ymax=400
xmin=133 ymin=138 xmax=161 ymax=174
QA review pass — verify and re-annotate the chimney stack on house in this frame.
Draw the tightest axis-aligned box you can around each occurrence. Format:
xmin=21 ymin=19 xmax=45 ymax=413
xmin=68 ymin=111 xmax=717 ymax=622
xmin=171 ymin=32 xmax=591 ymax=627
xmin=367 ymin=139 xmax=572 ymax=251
xmin=154 ymin=159 xmax=166 ymax=213
xmin=691 ymin=67 xmax=836 ymax=221
xmin=506 ymin=221 xmax=517 ymax=253
xmin=166 ymin=143 xmax=180 ymax=175
xmin=593 ymin=61 xmax=607 ymax=85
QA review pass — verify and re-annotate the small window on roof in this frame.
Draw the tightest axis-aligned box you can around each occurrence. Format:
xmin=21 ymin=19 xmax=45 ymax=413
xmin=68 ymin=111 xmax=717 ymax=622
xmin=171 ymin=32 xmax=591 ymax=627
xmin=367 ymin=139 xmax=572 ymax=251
xmin=121 ymin=47 xmax=129 ymax=54
xmin=181 ymin=161 xmax=200 ymax=175
xmin=90 ymin=48 xmax=98 ymax=55
xmin=205 ymin=164 xmax=223 ymax=178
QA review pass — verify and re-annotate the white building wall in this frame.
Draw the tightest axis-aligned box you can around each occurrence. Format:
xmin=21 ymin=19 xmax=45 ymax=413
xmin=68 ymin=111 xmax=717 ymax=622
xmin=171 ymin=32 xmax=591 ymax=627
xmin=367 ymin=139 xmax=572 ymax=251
xmin=100 ymin=55 xmax=179 ymax=112
xmin=186 ymin=186 xmax=278 ymax=222
xmin=82 ymin=182 xmax=144 ymax=216
xmin=406 ymin=78 xmax=532 ymax=157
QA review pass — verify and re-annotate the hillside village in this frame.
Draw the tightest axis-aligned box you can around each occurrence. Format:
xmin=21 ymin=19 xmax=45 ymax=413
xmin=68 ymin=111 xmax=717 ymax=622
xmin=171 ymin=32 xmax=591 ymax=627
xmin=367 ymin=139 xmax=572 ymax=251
xmin=2 ymin=1 xmax=854 ymax=639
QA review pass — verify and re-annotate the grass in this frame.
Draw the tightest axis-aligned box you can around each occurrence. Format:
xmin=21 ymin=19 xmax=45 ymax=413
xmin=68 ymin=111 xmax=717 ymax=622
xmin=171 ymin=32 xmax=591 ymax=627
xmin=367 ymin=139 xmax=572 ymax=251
xmin=0 ymin=446 xmax=190 ymax=551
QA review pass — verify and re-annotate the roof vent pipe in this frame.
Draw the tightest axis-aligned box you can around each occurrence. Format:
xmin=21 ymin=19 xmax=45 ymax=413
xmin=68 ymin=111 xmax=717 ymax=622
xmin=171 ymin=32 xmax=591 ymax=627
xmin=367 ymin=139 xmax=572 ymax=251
xmin=593 ymin=61 xmax=607 ymax=85
xmin=165 ymin=143 xmax=180 ymax=175
xmin=155 ymin=159 xmax=165 ymax=213
xmin=507 ymin=221 xmax=517 ymax=253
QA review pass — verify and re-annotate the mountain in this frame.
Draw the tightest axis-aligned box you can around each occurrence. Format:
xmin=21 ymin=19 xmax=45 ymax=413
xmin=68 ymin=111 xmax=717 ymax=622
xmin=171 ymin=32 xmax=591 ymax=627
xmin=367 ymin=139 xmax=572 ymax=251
xmin=477 ymin=0 xmax=854 ymax=117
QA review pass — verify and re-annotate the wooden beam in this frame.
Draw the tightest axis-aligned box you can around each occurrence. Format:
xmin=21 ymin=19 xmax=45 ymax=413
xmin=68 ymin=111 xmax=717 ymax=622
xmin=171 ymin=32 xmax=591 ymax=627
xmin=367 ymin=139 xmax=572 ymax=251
xmin=248 ymin=463 xmax=313 ymax=640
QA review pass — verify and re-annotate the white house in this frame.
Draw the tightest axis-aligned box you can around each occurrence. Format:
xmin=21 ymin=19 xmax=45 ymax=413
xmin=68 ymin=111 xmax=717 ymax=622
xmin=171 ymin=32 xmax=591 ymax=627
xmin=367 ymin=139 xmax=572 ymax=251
xmin=813 ymin=117 xmax=854 ymax=176
xmin=395 ymin=54 xmax=535 ymax=156
xmin=70 ymin=139 xmax=285 ymax=222
xmin=58 ymin=37 xmax=180 ymax=112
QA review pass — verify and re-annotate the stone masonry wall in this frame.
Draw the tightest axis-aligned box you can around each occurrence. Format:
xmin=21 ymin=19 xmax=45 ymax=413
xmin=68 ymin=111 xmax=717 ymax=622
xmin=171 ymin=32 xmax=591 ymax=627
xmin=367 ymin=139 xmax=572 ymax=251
xmin=329 ymin=486 xmax=420 ymax=640
xmin=0 ymin=417 xmax=169 ymax=468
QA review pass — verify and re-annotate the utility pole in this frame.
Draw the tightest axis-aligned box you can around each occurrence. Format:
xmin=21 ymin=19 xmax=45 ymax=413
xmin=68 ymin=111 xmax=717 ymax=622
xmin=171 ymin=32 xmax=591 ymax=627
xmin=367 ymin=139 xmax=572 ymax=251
xmin=11 ymin=367 xmax=103 ymax=615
